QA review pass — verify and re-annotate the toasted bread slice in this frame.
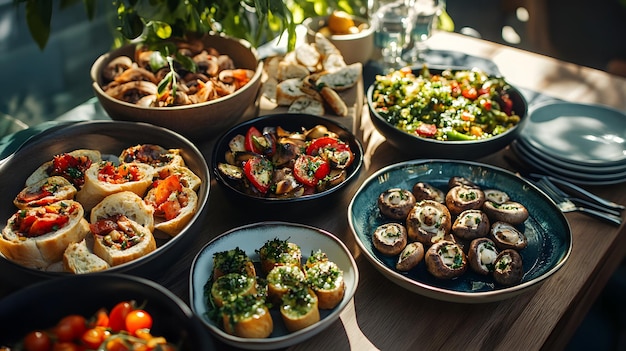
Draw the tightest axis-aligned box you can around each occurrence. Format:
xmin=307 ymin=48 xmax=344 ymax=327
xmin=319 ymin=86 xmax=348 ymax=116
xmin=315 ymin=62 xmax=362 ymax=91
xmin=63 ymin=238 xmax=109 ymax=274
xmin=288 ymin=96 xmax=325 ymax=115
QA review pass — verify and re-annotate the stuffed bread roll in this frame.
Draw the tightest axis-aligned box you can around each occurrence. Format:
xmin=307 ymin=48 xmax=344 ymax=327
xmin=0 ymin=200 xmax=89 ymax=270
xmin=305 ymin=260 xmax=345 ymax=309
xmin=14 ymin=176 xmax=77 ymax=209
xmin=155 ymin=165 xmax=202 ymax=191
xmin=266 ymin=264 xmax=306 ymax=305
xmin=119 ymin=144 xmax=185 ymax=171
xmin=212 ymin=247 xmax=256 ymax=280
xmin=221 ymin=294 xmax=273 ymax=338
xmin=280 ymin=285 xmax=320 ymax=332
xmin=90 ymin=191 xmax=154 ymax=232
xmin=211 ymin=272 xmax=258 ymax=308
xmin=90 ymin=213 xmax=156 ymax=267
xmin=76 ymin=161 xmax=156 ymax=212
xmin=25 ymin=149 xmax=101 ymax=188
xmin=257 ymin=238 xmax=302 ymax=275
xmin=143 ymin=174 xmax=198 ymax=236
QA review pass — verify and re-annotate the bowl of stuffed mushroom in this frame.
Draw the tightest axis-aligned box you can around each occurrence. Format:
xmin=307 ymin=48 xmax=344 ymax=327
xmin=348 ymin=159 xmax=572 ymax=303
xmin=367 ymin=66 xmax=528 ymax=159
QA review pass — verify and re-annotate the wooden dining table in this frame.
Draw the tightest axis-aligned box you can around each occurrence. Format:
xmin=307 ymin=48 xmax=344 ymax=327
xmin=2 ymin=30 xmax=626 ymax=350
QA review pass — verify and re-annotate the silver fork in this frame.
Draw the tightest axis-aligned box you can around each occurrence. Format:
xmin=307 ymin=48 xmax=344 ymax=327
xmin=536 ymin=177 xmax=623 ymax=216
xmin=534 ymin=178 xmax=623 ymax=226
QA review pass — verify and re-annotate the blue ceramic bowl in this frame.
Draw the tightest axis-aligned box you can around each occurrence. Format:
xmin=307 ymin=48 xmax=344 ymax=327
xmin=348 ymin=159 xmax=572 ymax=303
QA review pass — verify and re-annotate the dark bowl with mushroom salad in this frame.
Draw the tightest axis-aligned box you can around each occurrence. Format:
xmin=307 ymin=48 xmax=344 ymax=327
xmin=367 ymin=66 xmax=528 ymax=159
xmin=212 ymin=113 xmax=364 ymax=205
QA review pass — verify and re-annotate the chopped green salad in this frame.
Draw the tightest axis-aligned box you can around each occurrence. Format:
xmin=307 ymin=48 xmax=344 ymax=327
xmin=370 ymin=66 xmax=523 ymax=141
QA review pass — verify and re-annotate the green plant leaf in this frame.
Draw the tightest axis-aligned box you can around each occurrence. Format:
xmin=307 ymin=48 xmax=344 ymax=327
xmin=24 ymin=0 xmax=52 ymax=50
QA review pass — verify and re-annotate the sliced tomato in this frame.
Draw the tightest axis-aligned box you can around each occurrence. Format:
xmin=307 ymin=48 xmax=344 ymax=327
xmin=461 ymin=87 xmax=478 ymax=100
xmin=415 ymin=123 xmax=437 ymax=137
xmin=306 ymin=137 xmax=354 ymax=169
xmin=243 ymin=156 xmax=274 ymax=194
xmin=27 ymin=213 xmax=69 ymax=237
xmin=153 ymin=175 xmax=182 ymax=205
xmin=293 ymin=155 xmax=330 ymax=187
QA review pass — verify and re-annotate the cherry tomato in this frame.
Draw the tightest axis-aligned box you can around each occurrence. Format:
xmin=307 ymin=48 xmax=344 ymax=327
xmin=94 ymin=308 xmax=109 ymax=327
xmin=415 ymin=123 xmax=437 ymax=137
xmin=293 ymin=155 xmax=330 ymax=187
xmin=461 ymin=87 xmax=478 ymax=100
xmin=51 ymin=342 xmax=81 ymax=351
xmin=243 ymin=156 xmax=273 ymax=194
xmin=108 ymin=301 xmax=133 ymax=332
xmin=54 ymin=315 xmax=87 ymax=342
xmin=125 ymin=309 xmax=153 ymax=335
xmin=23 ymin=331 xmax=51 ymax=351
xmin=81 ymin=327 xmax=107 ymax=349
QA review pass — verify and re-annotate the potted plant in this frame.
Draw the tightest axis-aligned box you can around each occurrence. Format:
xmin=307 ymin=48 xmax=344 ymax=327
xmin=14 ymin=0 xmax=368 ymax=51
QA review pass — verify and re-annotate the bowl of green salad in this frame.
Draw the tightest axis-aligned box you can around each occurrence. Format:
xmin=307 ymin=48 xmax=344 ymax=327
xmin=367 ymin=66 xmax=527 ymax=159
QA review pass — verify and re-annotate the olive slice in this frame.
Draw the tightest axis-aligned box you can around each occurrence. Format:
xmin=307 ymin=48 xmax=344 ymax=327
xmin=493 ymin=249 xmax=524 ymax=285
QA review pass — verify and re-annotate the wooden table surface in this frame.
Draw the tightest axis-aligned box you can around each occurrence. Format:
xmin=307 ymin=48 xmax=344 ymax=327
xmin=3 ymin=31 xmax=626 ymax=350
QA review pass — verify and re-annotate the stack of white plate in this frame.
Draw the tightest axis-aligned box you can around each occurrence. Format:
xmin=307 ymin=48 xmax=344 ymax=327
xmin=511 ymin=101 xmax=626 ymax=185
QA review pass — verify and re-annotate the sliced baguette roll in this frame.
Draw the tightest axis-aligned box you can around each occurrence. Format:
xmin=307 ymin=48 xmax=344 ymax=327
xmin=119 ymin=144 xmax=185 ymax=171
xmin=276 ymin=78 xmax=310 ymax=106
xmin=76 ymin=161 xmax=156 ymax=212
xmin=63 ymin=238 xmax=109 ymax=274
xmin=91 ymin=213 xmax=156 ymax=267
xmin=155 ymin=165 xmax=202 ymax=192
xmin=315 ymin=62 xmax=362 ymax=91
xmin=288 ymin=96 xmax=325 ymax=115
xmin=0 ymin=200 xmax=89 ymax=270
xmin=90 ymin=191 xmax=154 ymax=232
xmin=144 ymin=176 xmax=198 ymax=236
xmin=277 ymin=60 xmax=310 ymax=81
xmin=319 ymin=86 xmax=348 ymax=116
xmin=14 ymin=176 xmax=78 ymax=209
xmin=25 ymin=149 xmax=102 ymax=188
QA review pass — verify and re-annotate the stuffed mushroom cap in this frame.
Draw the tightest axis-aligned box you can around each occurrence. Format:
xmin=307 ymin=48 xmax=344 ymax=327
xmin=493 ymin=249 xmax=524 ymax=285
xmin=445 ymin=185 xmax=485 ymax=216
xmin=483 ymin=200 xmax=529 ymax=225
xmin=452 ymin=209 xmax=490 ymax=240
xmin=425 ymin=240 xmax=467 ymax=279
xmin=406 ymin=200 xmax=452 ymax=245
xmin=378 ymin=188 xmax=417 ymax=220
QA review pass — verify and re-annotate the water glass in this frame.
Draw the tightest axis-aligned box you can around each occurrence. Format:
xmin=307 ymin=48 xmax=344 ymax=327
xmin=403 ymin=0 xmax=440 ymax=64
xmin=371 ymin=0 xmax=411 ymax=71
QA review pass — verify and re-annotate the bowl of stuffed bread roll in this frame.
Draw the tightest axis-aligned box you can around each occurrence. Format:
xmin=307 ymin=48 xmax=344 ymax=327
xmin=0 ymin=120 xmax=210 ymax=292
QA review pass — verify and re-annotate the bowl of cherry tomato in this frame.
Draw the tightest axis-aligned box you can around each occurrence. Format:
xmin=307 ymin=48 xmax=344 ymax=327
xmin=0 ymin=273 xmax=216 ymax=350
xmin=367 ymin=66 xmax=528 ymax=159
xmin=212 ymin=113 xmax=363 ymax=205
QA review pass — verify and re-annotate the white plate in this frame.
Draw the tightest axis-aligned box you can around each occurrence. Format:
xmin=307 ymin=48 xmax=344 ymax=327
xmin=521 ymin=101 xmax=626 ymax=166
xmin=189 ymin=222 xmax=358 ymax=350
xmin=511 ymin=141 xmax=626 ymax=185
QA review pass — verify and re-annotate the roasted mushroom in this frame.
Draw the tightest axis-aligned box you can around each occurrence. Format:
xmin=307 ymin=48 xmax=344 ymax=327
xmin=482 ymin=200 xmax=529 ymax=225
xmin=493 ymin=249 xmax=524 ymax=285
xmin=372 ymin=223 xmax=408 ymax=256
xmin=489 ymin=221 xmax=528 ymax=250
xmin=395 ymin=242 xmax=425 ymax=271
xmin=425 ymin=241 xmax=468 ymax=279
xmin=377 ymin=188 xmax=417 ymax=220
xmin=483 ymin=189 xmax=510 ymax=204
xmin=467 ymin=237 xmax=499 ymax=275
xmin=452 ymin=209 xmax=490 ymax=240
xmin=406 ymin=200 xmax=452 ymax=245
xmin=448 ymin=176 xmax=479 ymax=189
xmin=445 ymin=185 xmax=486 ymax=216
xmin=412 ymin=182 xmax=445 ymax=203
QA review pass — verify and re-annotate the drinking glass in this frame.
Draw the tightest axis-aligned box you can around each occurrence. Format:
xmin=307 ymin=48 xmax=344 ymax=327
xmin=403 ymin=0 xmax=440 ymax=64
xmin=371 ymin=0 xmax=411 ymax=71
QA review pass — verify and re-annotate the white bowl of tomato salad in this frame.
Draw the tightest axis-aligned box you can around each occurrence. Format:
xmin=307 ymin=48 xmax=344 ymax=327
xmin=367 ymin=66 xmax=528 ymax=160
xmin=212 ymin=113 xmax=363 ymax=205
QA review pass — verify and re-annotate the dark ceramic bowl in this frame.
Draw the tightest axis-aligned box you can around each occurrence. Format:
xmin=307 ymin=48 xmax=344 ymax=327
xmin=0 ymin=121 xmax=210 ymax=291
xmin=0 ymin=273 xmax=216 ymax=349
xmin=366 ymin=68 xmax=528 ymax=159
xmin=212 ymin=113 xmax=363 ymax=205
